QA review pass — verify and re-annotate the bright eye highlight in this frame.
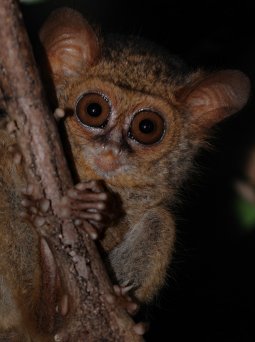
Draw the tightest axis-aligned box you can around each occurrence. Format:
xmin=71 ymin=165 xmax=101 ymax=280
xmin=129 ymin=110 xmax=165 ymax=145
xmin=75 ymin=92 xmax=111 ymax=128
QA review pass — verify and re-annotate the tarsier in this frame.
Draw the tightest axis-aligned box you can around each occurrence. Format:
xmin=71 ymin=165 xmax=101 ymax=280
xmin=0 ymin=6 xmax=250 ymax=341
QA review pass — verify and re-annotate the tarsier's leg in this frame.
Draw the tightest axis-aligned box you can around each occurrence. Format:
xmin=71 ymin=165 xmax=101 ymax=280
xmin=108 ymin=207 xmax=175 ymax=303
xmin=0 ymin=275 xmax=31 ymax=341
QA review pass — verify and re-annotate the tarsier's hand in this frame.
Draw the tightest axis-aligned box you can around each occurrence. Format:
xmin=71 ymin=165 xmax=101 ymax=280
xmin=20 ymin=184 xmax=51 ymax=228
xmin=59 ymin=180 xmax=123 ymax=239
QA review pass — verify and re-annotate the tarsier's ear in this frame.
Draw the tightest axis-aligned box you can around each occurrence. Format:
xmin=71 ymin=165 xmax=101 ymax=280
xmin=179 ymin=70 xmax=250 ymax=134
xmin=39 ymin=7 xmax=100 ymax=88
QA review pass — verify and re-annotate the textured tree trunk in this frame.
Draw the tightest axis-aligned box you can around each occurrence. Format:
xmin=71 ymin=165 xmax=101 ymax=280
xmin=0 ymin=1 xmax=142 ymax=341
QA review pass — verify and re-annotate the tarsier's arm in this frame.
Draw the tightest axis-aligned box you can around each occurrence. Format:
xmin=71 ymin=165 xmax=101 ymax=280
xmin=108 ymin=207 xmax=175 ymax=302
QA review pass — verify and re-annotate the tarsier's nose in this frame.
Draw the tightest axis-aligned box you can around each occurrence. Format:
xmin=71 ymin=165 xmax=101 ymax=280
xmin=95 ymin=144 xmax=122 ymax=172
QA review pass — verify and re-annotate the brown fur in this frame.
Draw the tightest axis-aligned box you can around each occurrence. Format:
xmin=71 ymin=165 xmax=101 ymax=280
xmin=0 ymin=6 xmax=250 ymax=339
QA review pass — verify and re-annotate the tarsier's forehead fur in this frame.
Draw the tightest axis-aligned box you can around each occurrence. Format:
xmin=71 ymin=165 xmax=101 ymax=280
xmin=61 ymin=42 xmax=193 ymax=117
xmin=99 ymin=35 xmax=190 ymax=93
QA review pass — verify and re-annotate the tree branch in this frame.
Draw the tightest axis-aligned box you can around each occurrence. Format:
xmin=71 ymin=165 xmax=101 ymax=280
xmin=0 ymin=1 xmax=142 ymax=340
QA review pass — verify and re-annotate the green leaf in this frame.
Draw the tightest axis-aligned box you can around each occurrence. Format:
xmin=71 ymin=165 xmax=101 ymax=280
xmin=235 ymin=196 xmax=255 ymax=230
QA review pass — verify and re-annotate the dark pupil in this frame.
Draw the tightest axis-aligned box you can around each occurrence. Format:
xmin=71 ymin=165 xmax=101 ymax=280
xmin=86 ymin=102 xmax=102 ymax=117
xmin=139 ymin=119 xmax=155 ymax=134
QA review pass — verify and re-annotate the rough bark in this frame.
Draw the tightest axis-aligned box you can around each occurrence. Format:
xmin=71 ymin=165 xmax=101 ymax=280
xmin=0 ymin=1 xmax=142 ymax=341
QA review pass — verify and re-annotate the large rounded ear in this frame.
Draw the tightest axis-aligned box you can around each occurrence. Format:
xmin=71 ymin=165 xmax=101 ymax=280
xmin=179 ymin=70 xmax=250 ymax=133
xmin=39 ymin=7 xmax=100 ymax=88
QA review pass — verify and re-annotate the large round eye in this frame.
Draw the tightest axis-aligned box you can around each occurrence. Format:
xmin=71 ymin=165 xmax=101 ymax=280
xmin=129 ymin=110 xmax=165 ymax=145
xmin=75 ymin=92 xmax=111 ymax=128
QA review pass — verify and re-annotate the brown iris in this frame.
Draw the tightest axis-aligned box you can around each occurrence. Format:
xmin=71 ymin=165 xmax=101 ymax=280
xmin=129 ymin=110 xmax=165 ymax=145
xmin=75 ymin=92 xmax=110 ymax=128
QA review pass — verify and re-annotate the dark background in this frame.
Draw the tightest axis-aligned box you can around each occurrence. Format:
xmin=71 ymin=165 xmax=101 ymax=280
xmin=21 ymin=1 xmax=255 ymax=341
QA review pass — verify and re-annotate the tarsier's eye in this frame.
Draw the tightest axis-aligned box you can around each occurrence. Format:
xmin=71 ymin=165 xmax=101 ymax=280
xmin=75 ymin=92 xmax=111 ymax=128
xmin=129 ymin=110 xmax=165 ymax=145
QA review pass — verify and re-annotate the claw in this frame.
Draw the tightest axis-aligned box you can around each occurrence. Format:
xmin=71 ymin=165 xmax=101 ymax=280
xmin=34 ymin=216 xmax=46 ymax=227
xmin=6 ymin=120 xmax=17 ymax=134
xmin=39 ymin=198 xmax=50 ymax=213
xmin=21 ymin=198 xmax=32 ymax=207
xmin=53 ymin=108 xmax=65 ymax=121
xmin=120 ymin=284 xmax=134 ymax=296
xmin=105 ymin=293 xmax=117 ymax=304
xmin=126 ymin=301 xmax=139 ymax=315
xmin=133 ymin=322 xmax=149 ymax=336
xmin=13 ymin=152 xmax=22 ymax=164
xmin=21 ymin=184 xmax=34 ymax=196
xmin=113 ymin=284 xmax=140 ymax=317
xmin=54 ymin=331 xmax=69 ymax=342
